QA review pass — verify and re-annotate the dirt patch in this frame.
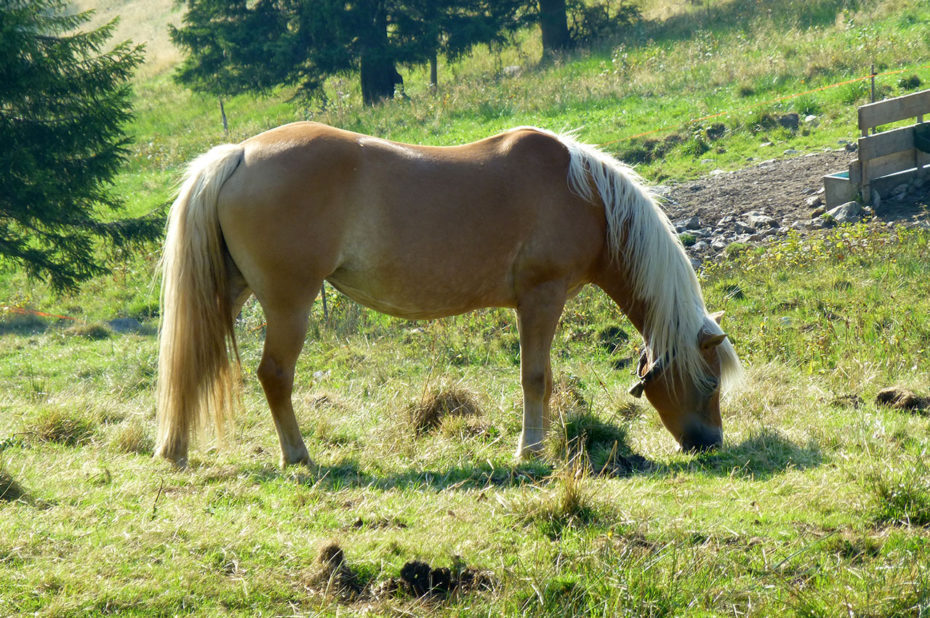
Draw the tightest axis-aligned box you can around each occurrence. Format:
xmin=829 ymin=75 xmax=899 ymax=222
xmin=656 ymin=149 xmax=930 ymax=264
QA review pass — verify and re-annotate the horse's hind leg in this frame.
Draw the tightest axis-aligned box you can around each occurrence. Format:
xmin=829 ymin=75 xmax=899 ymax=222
xmin=515 ymin=282 xmax=566 ymax=459
xmin=256 ymin=299 xmax=316 ymax=467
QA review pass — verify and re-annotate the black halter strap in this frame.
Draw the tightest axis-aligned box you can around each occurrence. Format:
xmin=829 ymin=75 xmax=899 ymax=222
xmin=628 ymin=348 xmax=668 ymax=398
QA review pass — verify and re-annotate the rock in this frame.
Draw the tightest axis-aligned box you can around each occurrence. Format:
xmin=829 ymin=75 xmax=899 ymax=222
xmin=806 ymin=194 xmax=823 ymax=208
xmin=503 ymin=65 xmax=522 ymax=77
xmin=810 ymin=206 xmax=826 ymax=217
xmin=778 ymin=113 xmax=800 ymax=131
xmin=743 ymin=212 xmax=778 ymax=229
xmin=690 ymin=256 xmax=702 ymax=269
xmin=892 ymin=183 xmax=909 ymax=196
xmin=683 ymin=215 xmax=701 ymax=230
xmin=826 ymin=201 xmax=862 ymax=224
xmin=804 ymin=114 xmax=818 ymax=124
xmin=844 ymin=142 xmax=858 ymax=152
xmin=783 ymin=149 xmax=800 ymax=155
xmin=760 ymin=141 xmax=773 ymax=147
xmin=709 ymin=169 xmax=726 ymax=175
xmin=692 ymin=240 xmax=708 ymax=252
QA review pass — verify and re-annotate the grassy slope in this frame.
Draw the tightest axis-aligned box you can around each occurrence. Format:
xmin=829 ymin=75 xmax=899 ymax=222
xmin=2 ymin=0 xmax=930 ymax=615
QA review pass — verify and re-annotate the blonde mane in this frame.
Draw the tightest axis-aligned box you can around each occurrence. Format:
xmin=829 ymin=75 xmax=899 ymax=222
xmin=543 ymin=130 xmax=742 ymax=393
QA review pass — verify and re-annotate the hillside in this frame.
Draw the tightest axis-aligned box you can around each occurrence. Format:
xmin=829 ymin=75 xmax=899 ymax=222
xmin=71 ymin=0 xmax=182 ymax=76
xmin=2 ymin=1 xmax=930 ymax=615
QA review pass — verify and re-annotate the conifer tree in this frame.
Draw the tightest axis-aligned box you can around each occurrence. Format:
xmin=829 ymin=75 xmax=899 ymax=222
xmin=0 ymin=0 xmax=154 ymax=291
xmin=171 ymin=0 xmax=527 ymax=106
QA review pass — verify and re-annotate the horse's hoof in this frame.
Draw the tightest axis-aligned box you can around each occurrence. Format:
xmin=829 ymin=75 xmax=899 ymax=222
xmin=280 ymin=446 xmax=312 ymax=468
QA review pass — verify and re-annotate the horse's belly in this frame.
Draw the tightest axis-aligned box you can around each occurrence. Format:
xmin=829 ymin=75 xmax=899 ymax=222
xmin=326 ymin=265 xmax=515 ymax=320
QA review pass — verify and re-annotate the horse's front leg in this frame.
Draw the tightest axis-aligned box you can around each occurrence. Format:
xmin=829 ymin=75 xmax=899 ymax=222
xmin=515 ymin=283 xmax=566 ymax=459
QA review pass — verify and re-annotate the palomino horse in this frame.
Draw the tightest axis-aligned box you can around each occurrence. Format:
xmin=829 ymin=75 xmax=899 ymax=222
xmin=156 ymin=122 xmax=741 ymax=467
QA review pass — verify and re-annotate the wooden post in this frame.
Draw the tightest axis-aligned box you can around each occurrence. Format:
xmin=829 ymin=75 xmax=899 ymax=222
xmin=219 ymin=98 xmax=229 ymax=136
xmin=429 ymin=54 xmax=438 ymax=93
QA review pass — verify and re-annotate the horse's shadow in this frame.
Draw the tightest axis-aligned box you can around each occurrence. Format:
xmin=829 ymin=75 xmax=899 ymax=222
xmin=236 ymin=428 xmax=820 ymax=491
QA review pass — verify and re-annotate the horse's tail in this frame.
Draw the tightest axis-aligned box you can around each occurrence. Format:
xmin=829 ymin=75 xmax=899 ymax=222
xmin=155 ymin=144 xmax=245 ymax=465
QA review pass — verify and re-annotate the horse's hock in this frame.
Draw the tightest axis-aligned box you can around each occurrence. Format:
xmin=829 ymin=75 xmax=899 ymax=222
xmin=824 ymin=88 xmax=930 ymax=208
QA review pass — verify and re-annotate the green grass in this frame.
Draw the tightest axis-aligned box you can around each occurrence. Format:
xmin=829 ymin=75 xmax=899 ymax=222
xmin=2 ymin=0 xmax=930 ymax=614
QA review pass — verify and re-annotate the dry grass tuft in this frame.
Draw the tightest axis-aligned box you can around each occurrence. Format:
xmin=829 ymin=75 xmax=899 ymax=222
xmin=407 ymin=386 xmax=482 ymax=435
xmin=30 ymin=407 xmax=95 ymax=446
xmin=111 ymin=419 xmax=154 ymax=455
xmin=63 ymin=322 xmax=112 ymax=340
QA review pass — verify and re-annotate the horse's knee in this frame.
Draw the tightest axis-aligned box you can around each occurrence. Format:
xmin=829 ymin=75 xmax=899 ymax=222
xmin=257 ymin=357 xmax=293 ymax=394
xmin=522 ymin=370 xmax=548 ymax=398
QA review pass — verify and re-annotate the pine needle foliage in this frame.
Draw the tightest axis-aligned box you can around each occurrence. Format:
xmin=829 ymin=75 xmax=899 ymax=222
xmin=0 ymin=0 xmax=157 ymax=291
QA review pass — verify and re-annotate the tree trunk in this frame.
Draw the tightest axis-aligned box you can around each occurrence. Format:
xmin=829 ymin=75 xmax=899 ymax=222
xmin=360 ymin=53 xmax=401 ymax=105
xmin=358 ymin=1 xmax=400 ymax=106
xmin=539 ymin=0 xmax=570 ymax=59
xmin=429 ymin=53 xmax=438 ymax=93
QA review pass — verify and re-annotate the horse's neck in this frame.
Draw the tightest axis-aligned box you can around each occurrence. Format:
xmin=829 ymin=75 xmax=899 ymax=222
xmin=593 ymin=259 xmax=649 ymax=339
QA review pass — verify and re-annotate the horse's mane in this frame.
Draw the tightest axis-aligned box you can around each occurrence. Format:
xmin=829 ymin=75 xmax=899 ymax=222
xmin=528 ymin=129 xmax=742 ymax=393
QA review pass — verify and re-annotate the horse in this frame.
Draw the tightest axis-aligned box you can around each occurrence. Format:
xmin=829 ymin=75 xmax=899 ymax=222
xmin=155 ymin=122 xmax=742 ymax=467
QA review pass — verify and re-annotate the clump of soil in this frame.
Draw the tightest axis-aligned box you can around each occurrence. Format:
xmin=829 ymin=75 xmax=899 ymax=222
xmin=875 ymin=387 xmax=928 ymax=413
xmin=371 ymin=559 xmax=495 ymax=600
xmin=407 ymin=387 xmax=482 ymax=435
xmin=304 ymin=542 xmax=362 ymax=601
xmin=306 ymin=543 xmax=495 ymax=604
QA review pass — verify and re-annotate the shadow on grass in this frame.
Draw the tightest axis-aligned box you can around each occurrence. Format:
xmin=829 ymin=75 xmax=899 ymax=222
xmin=231 ymin=428 xmax=819 ymax=491
xmin=656 ymin=429 xmax=823 ymax=480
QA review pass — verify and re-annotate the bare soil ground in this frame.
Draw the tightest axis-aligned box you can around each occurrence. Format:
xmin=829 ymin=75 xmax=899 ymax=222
xmin=660 ymin=149 xmax=930 ymax=233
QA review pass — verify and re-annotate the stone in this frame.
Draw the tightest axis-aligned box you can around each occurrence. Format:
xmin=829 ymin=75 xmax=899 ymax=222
xmin=844 ymin=142 xmax=858 ymax=152
xmin=683 ymin=215 xmax=702 ymax=230
xmin=826 ymin=201 xmax=862 ymax=224
xmin=810 ymin=206 xmax=826 ymax=217
xmin=804 ymin=114 xmax=818 ymax=124
xmin=743 ymin=212 xmax=778 ymax=229
xmin=783 ymin=149 xmax=800 ymax=155
xmin=806 ymin=194 xmax=823 ymax=208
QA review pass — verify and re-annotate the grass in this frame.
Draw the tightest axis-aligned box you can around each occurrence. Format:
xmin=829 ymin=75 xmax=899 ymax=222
xmin=2 ymin=0 xmax=930 ymax=614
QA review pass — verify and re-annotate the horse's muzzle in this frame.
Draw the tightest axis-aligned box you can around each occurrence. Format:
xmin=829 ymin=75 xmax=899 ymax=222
xmin=680 ymin=424 xmax=723 ymax=453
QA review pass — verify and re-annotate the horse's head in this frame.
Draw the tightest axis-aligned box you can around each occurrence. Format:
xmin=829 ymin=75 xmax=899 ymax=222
xmin=628 ymin=311 xmax=736 ymax=452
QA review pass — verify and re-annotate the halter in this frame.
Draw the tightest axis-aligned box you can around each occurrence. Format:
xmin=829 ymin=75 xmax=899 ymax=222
xmin=627 ymin=339 xmax=724 ymax=399
xmin=627 ymin=348 xmax=668 ymax=398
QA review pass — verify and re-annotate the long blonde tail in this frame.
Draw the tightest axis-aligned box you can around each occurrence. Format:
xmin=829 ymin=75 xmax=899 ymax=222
xmin=155 ymin=144 xmax=245 ymax=465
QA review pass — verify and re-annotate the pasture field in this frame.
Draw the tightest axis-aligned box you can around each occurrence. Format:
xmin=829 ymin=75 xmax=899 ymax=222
xmin=2 ymin=0 xmax=930 ymax=615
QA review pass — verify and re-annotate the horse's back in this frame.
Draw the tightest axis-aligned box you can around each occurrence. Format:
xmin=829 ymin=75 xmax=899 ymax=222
xmin=217 ymin=123 xmax=607 ymax=318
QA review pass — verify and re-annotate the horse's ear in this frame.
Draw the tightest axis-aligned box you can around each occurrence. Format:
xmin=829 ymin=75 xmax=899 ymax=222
xmin=700 ymin=332 xmax=727 ymax=351
xmin=710 ymin=310 xmax=724 ymax=325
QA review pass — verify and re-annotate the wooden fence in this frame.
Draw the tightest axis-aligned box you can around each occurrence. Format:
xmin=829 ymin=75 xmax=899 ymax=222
xmin=824 ymin=88 xmax=930 ymax=207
